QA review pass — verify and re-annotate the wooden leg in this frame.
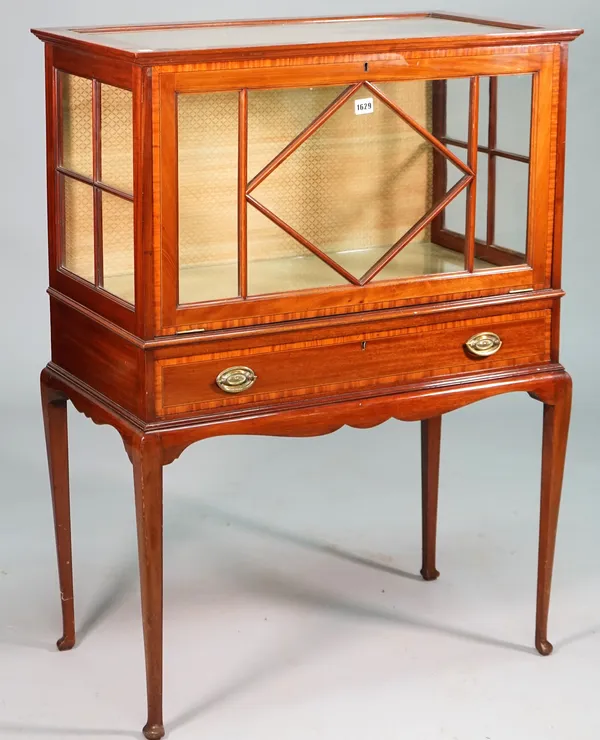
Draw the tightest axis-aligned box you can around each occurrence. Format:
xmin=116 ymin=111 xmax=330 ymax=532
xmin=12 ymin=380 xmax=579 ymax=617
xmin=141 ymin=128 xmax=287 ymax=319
xmin=41 ymin=369 xmax=75 ymax=651
xmin=132 ymin=435 xmax=165 ymax=740
xmin=535 ymin=374 xmax=572 ymax=656
xmin=420 ymin=416 xmax=441 ymax=581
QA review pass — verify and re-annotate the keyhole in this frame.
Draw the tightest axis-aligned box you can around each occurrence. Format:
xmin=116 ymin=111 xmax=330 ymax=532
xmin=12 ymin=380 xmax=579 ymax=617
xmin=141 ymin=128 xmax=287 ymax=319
xmin=364 ymin=62 xmax=369 ymax=72
xmin=361 ymin=341 xmax=367 ymax=351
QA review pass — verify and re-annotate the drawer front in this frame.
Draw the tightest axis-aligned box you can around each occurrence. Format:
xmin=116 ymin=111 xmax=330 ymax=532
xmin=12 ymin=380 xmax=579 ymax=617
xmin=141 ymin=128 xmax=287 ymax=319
xmin=155 ymin=310 xmax=551 ymax=416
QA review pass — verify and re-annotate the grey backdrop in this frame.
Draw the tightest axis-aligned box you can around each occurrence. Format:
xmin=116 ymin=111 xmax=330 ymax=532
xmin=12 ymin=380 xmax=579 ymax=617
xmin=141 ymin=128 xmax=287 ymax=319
xmin=1 ymin=2 xmax=599 ymax=740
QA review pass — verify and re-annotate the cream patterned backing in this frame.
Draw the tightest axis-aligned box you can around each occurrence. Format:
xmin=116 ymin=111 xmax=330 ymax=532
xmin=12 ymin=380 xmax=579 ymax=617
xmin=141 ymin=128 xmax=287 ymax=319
xmin=61 ymin=73 xmax=93 ymax=178
xmin=100 ymin=83 xmax=134 ymax=194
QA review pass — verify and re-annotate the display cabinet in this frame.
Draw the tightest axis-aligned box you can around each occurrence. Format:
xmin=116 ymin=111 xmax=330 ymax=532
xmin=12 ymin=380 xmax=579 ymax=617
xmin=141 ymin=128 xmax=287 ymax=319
xmin=33 ymin=13 xmax=582 ymax=739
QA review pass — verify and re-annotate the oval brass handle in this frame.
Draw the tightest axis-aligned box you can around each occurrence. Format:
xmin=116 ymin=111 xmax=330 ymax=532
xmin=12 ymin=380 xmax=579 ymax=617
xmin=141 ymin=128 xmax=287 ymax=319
xmin=216 ymin=366 xmax=257 ymax=394
xmin=465 ymin=332 xmax=502 ymax=357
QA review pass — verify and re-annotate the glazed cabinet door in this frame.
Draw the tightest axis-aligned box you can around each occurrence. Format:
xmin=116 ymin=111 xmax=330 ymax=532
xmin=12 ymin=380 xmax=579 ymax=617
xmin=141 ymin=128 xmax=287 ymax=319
xmin=158 ymin=45 xmax=559 ymax=333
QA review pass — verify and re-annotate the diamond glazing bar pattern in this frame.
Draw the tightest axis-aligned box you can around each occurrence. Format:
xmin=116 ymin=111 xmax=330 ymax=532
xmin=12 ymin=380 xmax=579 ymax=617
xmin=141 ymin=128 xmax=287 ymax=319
xmin=245 ymin=80 xmax=475 ymax=288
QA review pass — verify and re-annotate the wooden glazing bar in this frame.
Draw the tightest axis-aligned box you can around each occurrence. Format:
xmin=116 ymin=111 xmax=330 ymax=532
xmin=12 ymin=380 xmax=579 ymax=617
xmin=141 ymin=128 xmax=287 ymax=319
xmin=52 ymin=61 xmax=64 ymax=275
xmin=92 ymin=80 xmax=103 ymax=287
xmin=365 ymin=81 xmax=474 ymax=177
xmin=436 ymin=229 xmax=528 ymax=267
xmin=246 ymin=195 xmax=361 ymax=286
xmin=524 ymin=69 xmax=537 ymax=272
xmin=487 ymin=77 xmax=498 ymax=248
xmin=132 ymin=65 xmax=154 ymax=337
xmin=465 ymin=77 xmax=480 ymax=272
xmin=238 ymin=89 xmax=248 ymax=299
xmin=360 ymin=174 xmax=473 ymax=284
xmin=440 ymin=136 xmax=530 ymax=164
xmin=56 ymin=167 xmax=134 ymax=202
xmin=431 ymin=80 xmax=448 ymax=242
xmin=246 ymin=83 xmax=362 ymax=194
xmin=55 ymin=70 xmax=64 ymax=171
xmin=551 ymin=44 xmax=570 ymax=292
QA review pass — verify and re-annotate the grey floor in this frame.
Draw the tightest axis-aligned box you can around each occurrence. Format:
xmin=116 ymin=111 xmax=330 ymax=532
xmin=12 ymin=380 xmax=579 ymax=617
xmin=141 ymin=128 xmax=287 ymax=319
xmin=1 ymin=389 xmax=599 ymax=740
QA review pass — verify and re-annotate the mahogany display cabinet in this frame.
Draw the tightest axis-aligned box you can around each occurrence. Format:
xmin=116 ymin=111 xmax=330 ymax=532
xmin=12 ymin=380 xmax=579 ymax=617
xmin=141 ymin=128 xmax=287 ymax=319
xmin=33 ymin=13 xmax=582 ymax=740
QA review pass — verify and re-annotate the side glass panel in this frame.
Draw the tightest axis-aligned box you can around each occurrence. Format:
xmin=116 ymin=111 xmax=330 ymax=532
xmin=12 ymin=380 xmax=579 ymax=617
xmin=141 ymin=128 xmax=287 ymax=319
xmin=100 ymin=83 xmax=134 ymax=194
xmin=495 ymin=158 xmax=529 ymax=255
xmin=101 ymin=192 xmax=135 ymax=303
xmin=178 ymin=91 xmax=239 ymax=304
xmin=99 ymin=84 xmax=135 ymax=303
xmin=437 ymin=74 xmax=533 ymax=269
xmin=474 ymin=74 xmax=532 ymax=268
xmin=57 ymin=73 xmax=135 ymax=304
xmin=59 ymin=72 xmax=93 ymax=179
xmin=496 ymin=74 xmax=533 ymax=157
xmin=62 ymin=175 xmax=94 ymax=283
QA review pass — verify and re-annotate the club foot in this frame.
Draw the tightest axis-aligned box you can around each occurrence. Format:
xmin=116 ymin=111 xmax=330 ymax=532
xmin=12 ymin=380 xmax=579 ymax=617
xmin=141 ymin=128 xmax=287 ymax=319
xmin=57 ymin=635 xmax=75 ymax=651
xmin=536 ymin=639 xmax=553 ymax=656
xmin=420 ymin=567 xmax=440 ymax=582
xmin=143 ymin=722 xmax=165 ymax=740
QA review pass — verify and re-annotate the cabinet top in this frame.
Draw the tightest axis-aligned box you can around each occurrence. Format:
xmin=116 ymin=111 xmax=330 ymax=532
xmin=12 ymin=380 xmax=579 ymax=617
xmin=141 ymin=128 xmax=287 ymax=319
xmin=32 ymin=12 xmax=582 ymax=64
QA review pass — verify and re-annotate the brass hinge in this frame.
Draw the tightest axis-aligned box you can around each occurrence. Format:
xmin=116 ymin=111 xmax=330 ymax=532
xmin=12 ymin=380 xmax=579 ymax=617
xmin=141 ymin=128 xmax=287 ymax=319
xmin=508 ymin=288 xmax=534 ymax=294
xmin=176 ymin=328 xmax=206 ymax=334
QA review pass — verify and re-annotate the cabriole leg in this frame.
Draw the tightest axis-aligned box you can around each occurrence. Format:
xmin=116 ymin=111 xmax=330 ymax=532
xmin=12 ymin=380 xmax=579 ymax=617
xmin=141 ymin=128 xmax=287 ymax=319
xmin=40 ymin=369 xmax=75 ymax=651
xmin=420 ymin=416 xmax=441 ymax=581
xmin=132 ymin=434 xmax=165 ymax=740
xmin=535 ymin=373 xmax=572 ymax=656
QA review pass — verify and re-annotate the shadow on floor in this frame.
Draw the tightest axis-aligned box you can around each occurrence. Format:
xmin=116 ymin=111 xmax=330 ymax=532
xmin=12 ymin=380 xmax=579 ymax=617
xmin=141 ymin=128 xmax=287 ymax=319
xmin=0 ymin=723 xmax=138 ymax=738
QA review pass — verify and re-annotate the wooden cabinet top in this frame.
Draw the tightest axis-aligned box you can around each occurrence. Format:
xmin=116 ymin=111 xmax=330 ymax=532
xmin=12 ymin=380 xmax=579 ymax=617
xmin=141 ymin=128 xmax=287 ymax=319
xmin=32 ymin=12 xmax=583 ymax=64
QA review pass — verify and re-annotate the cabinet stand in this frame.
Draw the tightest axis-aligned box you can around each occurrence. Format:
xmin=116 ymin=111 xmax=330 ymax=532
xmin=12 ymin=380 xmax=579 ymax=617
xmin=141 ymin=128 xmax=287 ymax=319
xmin=41 ymin=363 xmax=571 ymax=740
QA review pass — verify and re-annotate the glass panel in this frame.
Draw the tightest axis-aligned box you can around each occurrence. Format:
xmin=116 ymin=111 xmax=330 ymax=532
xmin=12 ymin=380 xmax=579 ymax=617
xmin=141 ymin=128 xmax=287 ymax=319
xmin=74 ymin=18 xmax=527 ymax=54
xmin=101 ymin=84 xmax=134 ymax=194
xmin=478 ymin=77 xmax=490 ymax=148
xmin=60 ymin=73 xmax=93 ymax=178
xmin=494 ymin=158 xmax=529 ymax=256
xmin=372 ymin=80 xmax=435 ymax=128
xmin=444 ymin=78 xmax=470 ymax=143
xmin=497 ymin=74 xmax=533 ymax=156
xmin=473 ymin=74 xmax=531 ymax=269
xmin=443 ymin=144 xmax=467 ymax=236
xmin=248 ymin=81 xmax=469 ymax=294
xmin=101 ymin=192 xmax=135 ymax=304
xmin=374 ymin=241 xmax=465 ymax=280
xmin=62 ymin=176 xmax=94 ymax=282
xmin=248 ymin=85 xmax=347 ymax=179
xmin=178 ymin=91 xmax=239 ymax=304
xmin=475 ymin=153 xmax=489 ymax=242
xmin=248 ymin=208 xmax=347 ymax=294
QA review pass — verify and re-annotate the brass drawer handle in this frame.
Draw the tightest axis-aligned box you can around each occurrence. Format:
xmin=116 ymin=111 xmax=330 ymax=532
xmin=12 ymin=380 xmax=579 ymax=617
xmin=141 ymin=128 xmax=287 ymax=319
xmin=465 ymin=331 xmax=503 ymax=357
xmin=216 ymin=366 xmax=257 ymax=393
